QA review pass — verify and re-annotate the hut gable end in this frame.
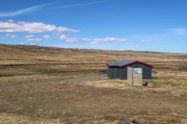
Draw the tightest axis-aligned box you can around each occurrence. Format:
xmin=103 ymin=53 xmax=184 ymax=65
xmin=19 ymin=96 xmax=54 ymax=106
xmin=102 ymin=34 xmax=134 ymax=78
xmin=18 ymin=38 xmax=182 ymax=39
xmin=108 ymin=60 xmax=153 ymax=68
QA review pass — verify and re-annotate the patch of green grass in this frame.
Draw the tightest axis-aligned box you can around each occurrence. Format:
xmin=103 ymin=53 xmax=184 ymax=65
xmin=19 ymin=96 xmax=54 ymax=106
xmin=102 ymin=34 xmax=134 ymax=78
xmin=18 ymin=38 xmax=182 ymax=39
xmin=104 ymin=115 xmax=119 ymax=121
xmin=0 ymin=73 xmax=34 ymax=77
xmin=0 ymin=73 xmax=15 ymax=77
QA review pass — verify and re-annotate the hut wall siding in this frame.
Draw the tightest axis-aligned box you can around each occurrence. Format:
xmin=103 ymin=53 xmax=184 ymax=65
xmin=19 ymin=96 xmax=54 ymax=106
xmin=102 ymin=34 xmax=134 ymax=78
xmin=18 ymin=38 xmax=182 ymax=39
xmin=109 ymin=68 xmax=119 ymax=79
xmin=120 ymin=67 xmax=127 ymax=79
xmin=108 ymin=68 xmax=112 ymax=79
xmin=108 ymin=67 xmax=127 ymax=79
xmin=114 ymin=68 xmax=118 ymax=79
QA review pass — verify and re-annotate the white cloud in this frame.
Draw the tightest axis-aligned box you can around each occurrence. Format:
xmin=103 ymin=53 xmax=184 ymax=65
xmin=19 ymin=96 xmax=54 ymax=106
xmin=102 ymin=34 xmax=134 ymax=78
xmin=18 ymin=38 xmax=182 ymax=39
xmin=25 ymin=34 xmax=51 ymax=41
xmin=59 ymin=35 xmax=128 ymax=43
xmin=90 ymin=37 xmax=128 ymax=43
xmin=5 ymin=33 xmax=16 ymax=38
xmin=0 ymin=4 xmax=47 ymax=18
xmin=168 ymin=28 xmax=187 ymax=36
xmin=27 ymin=38 xmax=42 ymax=42
xmin=43 ymin=35 xmax=51 ymax=40
xmin=0 ymin=20 xmax=128 ymax=44
xmin=59 ymin=35 xmax=80 ymax=42
xmin=25 ymin=34 xmax=34 ymax=39
xmin=139 ymin=39 xmax=145 ymax=43
xmin=0 ymin=21 xmax=79 ymax=33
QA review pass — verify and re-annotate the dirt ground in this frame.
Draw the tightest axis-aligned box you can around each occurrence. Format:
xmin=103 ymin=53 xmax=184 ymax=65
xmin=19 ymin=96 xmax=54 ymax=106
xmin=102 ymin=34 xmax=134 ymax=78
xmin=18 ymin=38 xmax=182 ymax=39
xmin=0 ymin=44 xmax=187 ymax=124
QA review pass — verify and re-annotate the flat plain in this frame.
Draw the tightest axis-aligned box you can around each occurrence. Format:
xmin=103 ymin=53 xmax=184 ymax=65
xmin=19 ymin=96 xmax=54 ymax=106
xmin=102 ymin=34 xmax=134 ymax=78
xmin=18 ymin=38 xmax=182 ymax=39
xmin=0 ymin=44 xmax=187 ymax=124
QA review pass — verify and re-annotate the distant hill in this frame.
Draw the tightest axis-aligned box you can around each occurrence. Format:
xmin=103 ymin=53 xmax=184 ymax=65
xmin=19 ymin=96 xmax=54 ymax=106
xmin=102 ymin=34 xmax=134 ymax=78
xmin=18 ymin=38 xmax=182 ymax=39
xmin=0 ymin=44 xmax=186 ymax=71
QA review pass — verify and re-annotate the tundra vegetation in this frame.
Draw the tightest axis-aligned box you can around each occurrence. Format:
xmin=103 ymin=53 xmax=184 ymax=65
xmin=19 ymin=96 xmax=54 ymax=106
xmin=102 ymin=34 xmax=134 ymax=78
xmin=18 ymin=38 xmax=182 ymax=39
xmin=0 ymin=44 xmax=187 ymax=124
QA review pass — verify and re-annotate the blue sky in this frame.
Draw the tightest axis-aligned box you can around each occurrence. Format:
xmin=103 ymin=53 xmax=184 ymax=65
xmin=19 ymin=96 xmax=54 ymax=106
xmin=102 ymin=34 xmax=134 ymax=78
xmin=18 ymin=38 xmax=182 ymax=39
xmin=0 ymin=0 xmax=187 ymax=53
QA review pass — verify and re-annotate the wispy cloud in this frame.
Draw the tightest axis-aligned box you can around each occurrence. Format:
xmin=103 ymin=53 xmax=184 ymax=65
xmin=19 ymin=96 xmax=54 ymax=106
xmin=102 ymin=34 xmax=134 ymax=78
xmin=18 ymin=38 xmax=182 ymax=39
xmin=5 ymin=33 xmax=16 ymax=38
xmin=27 ymin=38 xmax=42 ymax=42
xmin=0 ymin=0 xmax=108 ymax=17
xmin=59 ymin=35 xmax=80 ymax=42
xmin=51 ymin=0 xmax=108 ymax=9
xmin=25 ymin=34 xmax=51 ymax=41
xmin=0 ymin=4 xmax=47 ymax=18
xmin=168 ymin=28 xmax=187 ymax=36
xmin=0 ymin=21 xmax=79 ymax=33
xmin=42 ymin=35 xmax=51 ymax=40
xmin=25 ymin=34 xmax=34 ymax=39
xmin=90 ymin=37 xmax=128 ymax=43
xmin=58 ymin=34 xmax=128 ymax=43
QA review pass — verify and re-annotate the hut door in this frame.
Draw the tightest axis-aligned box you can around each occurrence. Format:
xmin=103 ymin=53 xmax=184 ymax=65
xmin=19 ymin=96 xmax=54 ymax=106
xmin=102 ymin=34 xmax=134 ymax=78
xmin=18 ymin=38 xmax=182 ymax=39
xmin=133 ymin=68 xmax=143 ymax=86
xmin=128 ymin=67 xmax=143 ymax=86
xmin=127 ymin=67 xmax=133 ymax=86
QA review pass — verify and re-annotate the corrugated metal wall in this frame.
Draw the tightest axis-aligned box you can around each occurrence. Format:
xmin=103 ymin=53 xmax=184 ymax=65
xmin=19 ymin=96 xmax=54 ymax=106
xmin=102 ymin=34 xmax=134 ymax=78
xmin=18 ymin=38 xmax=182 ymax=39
xmin=108 ymin=67 xmax=127 ymax=79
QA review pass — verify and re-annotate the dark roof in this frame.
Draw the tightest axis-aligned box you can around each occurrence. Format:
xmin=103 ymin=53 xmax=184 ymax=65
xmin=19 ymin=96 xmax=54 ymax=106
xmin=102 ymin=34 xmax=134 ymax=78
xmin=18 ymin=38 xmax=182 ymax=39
xmin=108 ymin=60 xmax=153 ymax=68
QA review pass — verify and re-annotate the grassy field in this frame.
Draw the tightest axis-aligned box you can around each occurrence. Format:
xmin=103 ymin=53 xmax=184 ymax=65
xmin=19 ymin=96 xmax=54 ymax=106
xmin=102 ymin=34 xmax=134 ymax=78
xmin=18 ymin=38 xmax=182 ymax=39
xmin=0 ymin=44 xmax=187 ymax=124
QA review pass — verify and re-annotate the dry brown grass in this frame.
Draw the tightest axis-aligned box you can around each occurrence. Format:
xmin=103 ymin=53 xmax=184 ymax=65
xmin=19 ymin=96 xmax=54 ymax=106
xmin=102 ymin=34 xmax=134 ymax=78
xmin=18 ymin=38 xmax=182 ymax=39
xmin=0 ymin=113 xmax=60 ymax=124
xmin=0 ymin=44 xmax=187 ymax=124
xmin=85 ymin=80 xmax=130 ymax=89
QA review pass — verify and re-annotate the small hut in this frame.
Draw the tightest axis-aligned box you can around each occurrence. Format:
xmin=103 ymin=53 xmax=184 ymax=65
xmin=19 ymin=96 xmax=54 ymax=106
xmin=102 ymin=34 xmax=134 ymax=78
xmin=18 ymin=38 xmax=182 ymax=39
xmin=107 ymin=60 xmax=153 ymax=86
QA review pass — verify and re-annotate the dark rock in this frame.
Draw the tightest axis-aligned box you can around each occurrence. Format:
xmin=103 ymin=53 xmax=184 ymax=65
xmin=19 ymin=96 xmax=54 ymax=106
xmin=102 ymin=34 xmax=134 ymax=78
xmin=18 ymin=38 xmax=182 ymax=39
xmin=117 ymin=116 xmax=140 ymax=124
xmin=143 ymin=81 xmax=148 ymax=86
